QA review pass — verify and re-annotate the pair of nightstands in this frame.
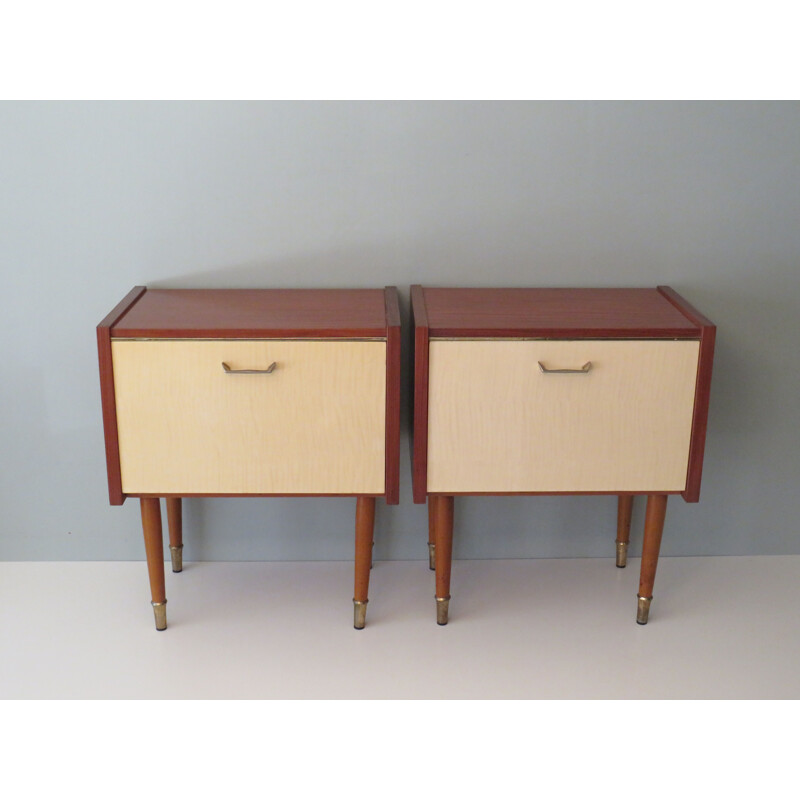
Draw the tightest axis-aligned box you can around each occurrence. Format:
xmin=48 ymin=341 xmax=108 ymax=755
xmin=98 ymin=285 xmax=714 ymax=631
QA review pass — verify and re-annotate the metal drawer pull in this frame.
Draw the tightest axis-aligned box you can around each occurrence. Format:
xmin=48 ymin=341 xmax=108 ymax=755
xmin=538 ymin=361 xmax=592 ymax=374
xmin=221 ymin=361 xmax=277 ymax=374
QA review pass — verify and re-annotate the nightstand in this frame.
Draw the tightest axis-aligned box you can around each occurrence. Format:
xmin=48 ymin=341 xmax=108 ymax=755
xmin=98 ymin=287 xmax=401 ymax=630
xmin=411 ymin=286 xmax=715 ymax=625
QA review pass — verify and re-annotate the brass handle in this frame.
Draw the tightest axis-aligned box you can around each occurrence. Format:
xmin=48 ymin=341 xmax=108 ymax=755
xmin=221 ymin=361 xmax=277 ymax=374
xmin=538 ymin=361 xmax=592 ymax=374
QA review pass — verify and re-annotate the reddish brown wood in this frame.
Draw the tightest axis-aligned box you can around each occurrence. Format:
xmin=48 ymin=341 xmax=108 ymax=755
xmin=97 ymin=327 xmax=122 ymax=505
xmin=617 ymin=495 xmax=634 ymax=544
xmin=354 ymin=497 xmax=375 ymax=603
xmin=413 ymin=286 xmax=715 ymax=503
xmin=639 ymin=494 xmax=668 ymax=599
xmin=683 ymin=326 xmax=715 ymax=502
xmin=427 ymin=490 xmax=682 ymax=497
xmin=111 ymin=288 xmax=387 ymax=339
xmin=384 ymin=286 xmax=401 ymax=505
xmin=101 ymin=285 xmax=400 ymax=502
xmin=134 ymin=490 xmax=683 ymax=498
xmin=166 ymin=497 xmax=182 ymax=550
xmin=384 ymin=285 xmax=401 ymax=329
xmin=656 ymin=286 xmax=715 ymax=329
xmin=421 ymin=287 xmax=702 ymax=339
xmin=428 ymin=498 xmax=435 ymax=547
xmin=97 ymin=286 xmax=147 ymax=506
xmin=411 ymin=285 xmax=430 ymax=504
xmin=657 ymin=287 xmax=716 ymax=503
xmin=98 ymin=285 xmax=149 ymax=330
xmin=434 ymin=496 xmax=454 ymax=600
xmin=140 ymin=497 xmax=166 ymax=604
xmin=135 ymin=493 xmax=384 ymax=499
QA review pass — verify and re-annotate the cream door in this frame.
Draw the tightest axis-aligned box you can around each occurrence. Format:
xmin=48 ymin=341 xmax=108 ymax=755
xmin=112 ymin=340 xmax=386 ymax=494
xmin=427 ymin=339 xmax=700 ymax=493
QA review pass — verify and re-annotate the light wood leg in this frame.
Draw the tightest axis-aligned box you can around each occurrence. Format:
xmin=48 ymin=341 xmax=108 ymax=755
xmin=427 ymin=498 xmax=436 ymax=570
xmin=140 ymin=498 xmax=167 ymax=631
xmin=616 ymin=495 xmax=634 ymax=568
xmin=637 ymin=494 xmax=668 ymax=624
xmin=166 ymin=497 xmax=183 ymax=573
xmin=353 ymin=496 xmax=375 ymax=629
xmin=433 ymin=495 xmax=454 ymax=625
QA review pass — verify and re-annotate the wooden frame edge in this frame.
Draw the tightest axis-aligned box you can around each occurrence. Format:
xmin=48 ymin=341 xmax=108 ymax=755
xmin=410 ymin=285 xmax=429 ymax=504
xmin=657 ymin=285 xmax=715 ymax=328
xmin=657 ymin=286 xmax=716 ymax=503
xmin=682 ymin=324 xmax=715 ymax=501
xmin=384 ymin=286 xmax=401 ymax=504
xmin=134 ymin=492 xmax=385 ymax=498
xmin=97 ymin=286 xmax=147 ymax=505
xmin=428 ymin=490 xmax=685 ymax=497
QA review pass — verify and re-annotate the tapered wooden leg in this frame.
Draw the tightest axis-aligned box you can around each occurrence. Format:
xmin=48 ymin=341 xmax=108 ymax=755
xmin=140 ymin=497 xmax=167 ymax=631
xmin=353 ymin=496 xmax=375 ymax=629
xmin=166 ymin=497 xmax=183 ymax=573
xmin=616 ymin=495 xmax=634 ymax=568
xmin=427 ymin=498 xmax=436 ymax=570
xmin=433 ymin=495 xmax=454 ymax=625
xmin=637 ymin=494 xmax=668 ymax=624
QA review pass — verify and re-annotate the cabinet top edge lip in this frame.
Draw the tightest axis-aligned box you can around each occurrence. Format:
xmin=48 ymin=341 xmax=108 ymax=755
xmin=428 ymin=334 xmax=702 ymax=341
xmin=110 ymin=336 xmax=388 ymax=343
xmin=416 ymin=286 xmax=705 ymax=337
xmin=107 ymin=287 xmax=391 ymax=338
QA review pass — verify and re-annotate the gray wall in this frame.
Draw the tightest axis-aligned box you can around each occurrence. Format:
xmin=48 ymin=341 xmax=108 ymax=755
xmin=2 ymin=101 xmax=798 ymax=561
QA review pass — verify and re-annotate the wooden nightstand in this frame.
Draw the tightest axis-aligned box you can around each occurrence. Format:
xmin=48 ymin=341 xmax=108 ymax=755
xmin=411 ymin=286 xmax=715 ymax=625
xmin=98 ymin=287 xmax=400 ymax=630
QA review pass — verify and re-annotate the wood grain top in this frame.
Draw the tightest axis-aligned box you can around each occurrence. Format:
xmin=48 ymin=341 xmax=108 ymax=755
xmin=109 ymin=288 xmax=390 ymax=338
xmin=415 ymin=287 xmax=703 ymax=338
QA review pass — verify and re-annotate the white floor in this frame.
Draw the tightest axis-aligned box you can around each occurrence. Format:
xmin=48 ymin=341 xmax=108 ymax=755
xmin=1 ymin=556 xmax=798 ymax=699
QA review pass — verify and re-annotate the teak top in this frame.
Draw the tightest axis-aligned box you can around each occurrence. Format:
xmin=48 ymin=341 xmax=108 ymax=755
xmin=416 ymin=286 xmax=705 ymax=338
xmin=106 ymin=288 xmax=391 ymax=338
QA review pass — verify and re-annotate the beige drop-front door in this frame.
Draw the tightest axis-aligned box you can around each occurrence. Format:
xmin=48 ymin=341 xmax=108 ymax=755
xmin=112 ymin=339 xmax=386 ymax=495
xmin=426 ymin=339 xmax=699 ymax=494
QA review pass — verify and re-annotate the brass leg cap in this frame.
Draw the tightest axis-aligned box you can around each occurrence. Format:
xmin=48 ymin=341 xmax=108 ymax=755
xmin=436 ymin=596 xmax=450 ymax=625
xmin=636 ymin=595 xmax=652 ymax=625
xmin=428 ymin=543 xmax=436 ymax=571
xmin=170 ymin=544 xmax=184 ymax=573
xmin=353 ymin=599 xmax=368 ymax=630
xmin=616 ymin=541 xmax=628 ymax=568
xmin=152 ymin=600 xmax=167 ymax=631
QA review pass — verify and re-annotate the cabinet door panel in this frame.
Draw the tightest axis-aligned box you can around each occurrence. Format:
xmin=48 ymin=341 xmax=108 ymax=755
xmin=112 ymin=340 xmax=386 ymax=494
xmin=427 ymin=339 xmax=699 ymax=493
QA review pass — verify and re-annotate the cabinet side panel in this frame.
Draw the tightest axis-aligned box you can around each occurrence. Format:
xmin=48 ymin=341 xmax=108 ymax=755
xmin=97 ymin=326 xmax=124 ymax=505
xmin=656 ymin=287 xmax=716 ymax=502
xmin=384 ymin=287 xmax=401 ymax=504
xmin=410 ymin=285 xmax=429 ymax=503
xmin=97 ymin=286 xmax=147 ymax=505
xmin=682 ymin=325 xmax=716 ymax=501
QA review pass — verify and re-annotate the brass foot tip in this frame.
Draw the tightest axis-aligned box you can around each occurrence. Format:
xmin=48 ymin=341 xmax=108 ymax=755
xmin=615 ymin=541 xmax=628 ymax=568
xmin=436 ymin=596 xmax=450 ymax=625
xmin=170 ymin=544 xmax=183 ymax=573
xmin=353 ymin=599 xmax=368 ymax=630
xmin=428 ymin=543 xmax=436 ymax=571
xmin=636 ymin=595 xmax=652 ymax=625
xmin=151 ymin=600 xmax=167 ymax=631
